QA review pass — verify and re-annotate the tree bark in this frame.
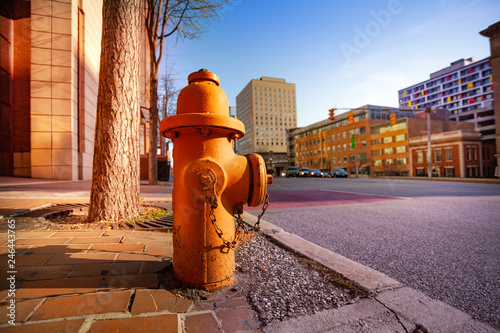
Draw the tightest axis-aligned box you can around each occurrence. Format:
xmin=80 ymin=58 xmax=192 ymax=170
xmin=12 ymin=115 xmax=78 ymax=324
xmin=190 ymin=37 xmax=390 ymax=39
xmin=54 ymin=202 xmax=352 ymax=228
xmin=148 ymin=67 xmax=159 ymax=185
xmin=88 ymin=0 xmax=142 ymax=222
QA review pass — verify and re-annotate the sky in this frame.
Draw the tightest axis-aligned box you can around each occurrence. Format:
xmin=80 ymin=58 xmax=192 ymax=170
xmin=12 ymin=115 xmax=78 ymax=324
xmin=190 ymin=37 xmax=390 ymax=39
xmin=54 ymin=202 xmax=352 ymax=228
xmin=162 ymin=0 xmax=500 ymax=127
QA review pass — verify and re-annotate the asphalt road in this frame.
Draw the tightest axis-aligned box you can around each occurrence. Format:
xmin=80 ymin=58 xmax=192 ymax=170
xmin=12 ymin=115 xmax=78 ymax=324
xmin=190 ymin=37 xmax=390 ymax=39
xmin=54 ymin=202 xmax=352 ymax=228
xmin=249 ymin=177 xmax=500 ymax=328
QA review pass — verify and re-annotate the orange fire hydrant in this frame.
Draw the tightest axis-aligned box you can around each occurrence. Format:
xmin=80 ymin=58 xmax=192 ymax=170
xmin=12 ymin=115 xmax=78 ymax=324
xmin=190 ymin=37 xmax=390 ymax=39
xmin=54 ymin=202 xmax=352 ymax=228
xmin=160 ymin=69 xmax=272 ymax=290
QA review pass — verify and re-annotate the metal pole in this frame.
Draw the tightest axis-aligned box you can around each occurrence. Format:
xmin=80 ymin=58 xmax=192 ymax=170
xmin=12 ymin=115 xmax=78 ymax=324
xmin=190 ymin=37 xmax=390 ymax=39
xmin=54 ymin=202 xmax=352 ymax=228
xmin=426 ymin=108 xmax=432 ymax=178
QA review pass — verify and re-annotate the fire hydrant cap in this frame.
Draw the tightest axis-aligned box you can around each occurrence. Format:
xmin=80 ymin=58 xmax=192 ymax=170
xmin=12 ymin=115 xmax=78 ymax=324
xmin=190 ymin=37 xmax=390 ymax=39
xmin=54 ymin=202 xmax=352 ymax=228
xmin=188 ymin=69 xmax=219 ymax=86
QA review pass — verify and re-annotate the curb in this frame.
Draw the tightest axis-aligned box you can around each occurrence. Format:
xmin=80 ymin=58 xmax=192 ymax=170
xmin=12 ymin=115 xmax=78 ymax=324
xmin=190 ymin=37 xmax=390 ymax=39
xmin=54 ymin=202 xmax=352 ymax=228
xmin=0 ymin=204 xmax=52 ymax=219
xmin=242 ymin=212 xmax=500 ymax=332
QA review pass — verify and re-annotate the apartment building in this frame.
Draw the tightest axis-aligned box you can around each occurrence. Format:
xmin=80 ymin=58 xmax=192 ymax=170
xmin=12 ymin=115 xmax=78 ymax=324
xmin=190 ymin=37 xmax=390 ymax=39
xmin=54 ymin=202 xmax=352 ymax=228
xmin=289 ymin=105 xmax=413 ymax=176
xmin=398 ymin=57 xmax=494 ymax=138
xmin=236 ymin=77 xmax=297 ymax=173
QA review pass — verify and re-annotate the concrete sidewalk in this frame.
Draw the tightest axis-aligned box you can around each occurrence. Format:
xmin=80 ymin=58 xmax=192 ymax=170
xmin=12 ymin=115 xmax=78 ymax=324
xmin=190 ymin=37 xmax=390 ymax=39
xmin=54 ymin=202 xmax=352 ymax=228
xmin=0 ymin=177 xmax=498 ymax=332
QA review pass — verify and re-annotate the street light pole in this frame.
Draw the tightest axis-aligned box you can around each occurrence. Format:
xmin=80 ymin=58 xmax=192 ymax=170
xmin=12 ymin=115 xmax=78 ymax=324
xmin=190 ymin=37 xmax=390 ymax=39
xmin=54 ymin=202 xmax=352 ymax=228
xmin=426 ymin=107 xmax=432 ymax=178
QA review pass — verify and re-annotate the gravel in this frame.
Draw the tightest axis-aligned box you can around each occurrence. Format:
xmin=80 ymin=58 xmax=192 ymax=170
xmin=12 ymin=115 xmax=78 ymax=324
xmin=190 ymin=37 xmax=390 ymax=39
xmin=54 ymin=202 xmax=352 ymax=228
xmin=235 ymin=233 xmax=363 ymax=325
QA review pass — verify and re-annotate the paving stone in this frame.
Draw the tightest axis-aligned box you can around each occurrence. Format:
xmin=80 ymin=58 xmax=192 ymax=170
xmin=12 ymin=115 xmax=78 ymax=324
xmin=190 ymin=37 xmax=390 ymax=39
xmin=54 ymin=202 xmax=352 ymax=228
xmin=0 ymin=246 xmax=31 ymax=255
xmin=20 ymin=244 xmax=90 ymax=254
xmin=0 ymin=318 xmax=84 ymax=332
xmin=65 ymin=236 xmax=122 ymax=244
xmin=15 ymin=238 xmax=71 ymax=245
xmin=215 ymin=297 xmax=250 ymax=309
xmin=216 ymin=307 xmax=259 ymax=332
xmin=141 ymin=261 xmax=171 ymax=274
xmin=51 ymin=231 xmax=105 ymax=238
xmin=121 ymin=238 xmax=171 ymax=246
xmin=130 ymin=289 xmax=192 ymax=315
xmin=14 ymin=231 xmax=57 ymax=239
xmin=0 ymin=298 xmax=44 ymax=324
xmin=47 ymin=253 xmax=116 ymax=265
xmin=69 ymin=262 xmax=141 ymax=278
xmin=88 ymin=243 xmax=144 ymax=253
xmin=15 ymin=276 xmax=103 ymax=299
xmin=116 ymin=253 xmax=166 ymax=263
xmin=15 ymin=254 xmax=55 ymax=266
xmin=184 ymin=313 xmax=221 ymax=333
xmin=144 ymin=245 xmax=172 ymax=256
xmin=87 ymin=314 xmax=178 ymax=333
xmin=15 ymin=265 xmax=73 ymax=281
xmin=30 ymin=291 xmax=131 ymax=320
xmin=99 ymin=274 xmax=158 ymax=291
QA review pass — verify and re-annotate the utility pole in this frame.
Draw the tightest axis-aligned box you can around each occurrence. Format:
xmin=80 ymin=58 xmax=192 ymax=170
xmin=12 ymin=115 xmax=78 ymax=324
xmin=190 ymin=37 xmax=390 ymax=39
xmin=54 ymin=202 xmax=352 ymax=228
xmin=426 ymin=107 xmax=432 ymax=178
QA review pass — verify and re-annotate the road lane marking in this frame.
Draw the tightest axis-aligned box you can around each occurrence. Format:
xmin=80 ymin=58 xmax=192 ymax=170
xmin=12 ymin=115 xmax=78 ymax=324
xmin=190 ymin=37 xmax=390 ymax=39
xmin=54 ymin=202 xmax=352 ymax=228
xmin=320 ymin=189 xmax=412 ymax=200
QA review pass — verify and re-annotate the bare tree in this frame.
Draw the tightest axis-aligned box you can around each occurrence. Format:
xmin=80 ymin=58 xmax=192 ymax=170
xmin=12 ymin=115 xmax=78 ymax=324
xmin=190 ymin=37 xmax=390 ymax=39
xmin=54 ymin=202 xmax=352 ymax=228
xmin=88 ymin=0 xmax=142 ymax=222
xmin=145 ymin=0 xmax=229 ymax=185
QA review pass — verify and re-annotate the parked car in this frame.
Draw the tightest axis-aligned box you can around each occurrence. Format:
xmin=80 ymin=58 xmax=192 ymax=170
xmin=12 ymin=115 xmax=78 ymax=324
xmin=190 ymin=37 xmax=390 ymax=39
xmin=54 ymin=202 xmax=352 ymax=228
xmin=321 ymin=171 xmax=331 ymax=178
xmin=281 ymin=170 xmax=286 ymax=177
xmin=299 ymin=168 xmax=310 ymax=177
xmin=286 ymin=167 xmax=300 ymax=177
xmin=309 ymin=169 xmax=322 ymax=177
xmin=331 ymin=168 xmax=348 ymax=178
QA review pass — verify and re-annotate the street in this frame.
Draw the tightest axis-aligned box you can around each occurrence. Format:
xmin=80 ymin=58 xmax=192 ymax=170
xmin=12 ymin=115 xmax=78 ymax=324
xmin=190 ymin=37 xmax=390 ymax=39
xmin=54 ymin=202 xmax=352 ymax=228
xmin=248 ymin=177 xmax=500 ymax=328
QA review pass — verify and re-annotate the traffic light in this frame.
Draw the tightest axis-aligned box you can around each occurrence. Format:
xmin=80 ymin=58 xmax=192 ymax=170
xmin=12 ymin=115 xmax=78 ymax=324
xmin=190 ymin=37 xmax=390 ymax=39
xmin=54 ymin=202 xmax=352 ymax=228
xmin=390 ymin=112 xmax=397 ymax=125
xmin=328 ymin=108 xmax=335 ymax=120
xmin=348 ymin=111 xmax=354 ymax=125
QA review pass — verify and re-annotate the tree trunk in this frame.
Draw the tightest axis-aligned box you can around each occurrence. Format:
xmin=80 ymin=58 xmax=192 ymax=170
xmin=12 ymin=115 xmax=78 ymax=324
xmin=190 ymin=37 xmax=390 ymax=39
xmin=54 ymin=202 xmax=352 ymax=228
xmin=88 ymin=0 xmax=142 ymax=222
xmin=148 ymin=69 xmax=159 ymax=185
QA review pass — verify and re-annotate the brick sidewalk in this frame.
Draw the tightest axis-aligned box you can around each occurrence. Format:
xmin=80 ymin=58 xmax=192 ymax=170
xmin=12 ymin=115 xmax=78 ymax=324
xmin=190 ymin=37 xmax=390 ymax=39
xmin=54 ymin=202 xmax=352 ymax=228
xmin=0 ymin=230 xmax=260 ymax=332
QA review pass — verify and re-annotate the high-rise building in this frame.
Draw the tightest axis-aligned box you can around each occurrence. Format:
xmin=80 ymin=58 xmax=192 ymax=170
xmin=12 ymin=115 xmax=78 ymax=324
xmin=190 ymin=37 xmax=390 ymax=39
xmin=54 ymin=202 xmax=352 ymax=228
xmin=398 ymin=57 xmax=496 ymax=176
xmin=398 ymin=58 xmax=494 ymax=140
xmin=236 ymin=77 xmax=297 ymax=174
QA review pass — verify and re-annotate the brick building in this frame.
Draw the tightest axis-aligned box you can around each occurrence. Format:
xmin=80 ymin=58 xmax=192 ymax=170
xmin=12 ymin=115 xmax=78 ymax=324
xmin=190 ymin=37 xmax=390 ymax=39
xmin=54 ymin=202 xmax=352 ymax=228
xmin=289 ymin=105 xmax=413 ymax=176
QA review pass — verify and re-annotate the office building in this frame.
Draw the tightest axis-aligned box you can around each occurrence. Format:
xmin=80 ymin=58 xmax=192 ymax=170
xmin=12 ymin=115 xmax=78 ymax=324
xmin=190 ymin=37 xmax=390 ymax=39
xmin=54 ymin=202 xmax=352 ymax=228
xmin=289 ymin=105 xmax=413 ymax=176
xmin=236 ymin=77 xmax=297 ymax=174
xmin=0 ymin=0 xmax=158 ymax=180
xmin=480 ymin=21 xmax=500 ymax=176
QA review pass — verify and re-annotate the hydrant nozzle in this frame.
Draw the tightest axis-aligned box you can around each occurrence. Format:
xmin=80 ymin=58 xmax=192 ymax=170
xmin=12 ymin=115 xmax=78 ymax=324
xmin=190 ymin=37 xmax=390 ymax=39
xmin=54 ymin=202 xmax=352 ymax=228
xmin=160 ymin=69 xmax=271 ymax=291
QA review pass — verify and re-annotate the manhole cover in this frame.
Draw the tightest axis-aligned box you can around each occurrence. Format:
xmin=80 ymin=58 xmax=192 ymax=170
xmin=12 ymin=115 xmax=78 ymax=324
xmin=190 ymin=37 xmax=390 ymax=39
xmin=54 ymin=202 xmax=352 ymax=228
xmin=15 ymin=203 xmax=173 ymax=231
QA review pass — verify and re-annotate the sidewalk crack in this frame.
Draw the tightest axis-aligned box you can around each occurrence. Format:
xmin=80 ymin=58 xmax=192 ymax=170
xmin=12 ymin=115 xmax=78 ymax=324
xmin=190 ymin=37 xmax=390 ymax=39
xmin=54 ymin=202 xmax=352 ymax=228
xmin=374 ymin=297 xmax=410 ymax=333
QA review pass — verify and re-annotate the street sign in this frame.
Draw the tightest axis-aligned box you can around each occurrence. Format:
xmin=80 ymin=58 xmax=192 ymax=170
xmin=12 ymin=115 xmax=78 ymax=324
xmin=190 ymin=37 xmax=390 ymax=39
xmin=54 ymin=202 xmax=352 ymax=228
xmin=355 ymin=161 xmax=360 ymax=166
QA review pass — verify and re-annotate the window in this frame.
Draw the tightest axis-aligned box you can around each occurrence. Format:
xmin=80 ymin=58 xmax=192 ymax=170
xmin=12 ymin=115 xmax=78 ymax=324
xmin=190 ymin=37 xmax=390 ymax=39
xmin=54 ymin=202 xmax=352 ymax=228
xmin=445 ymin=148 xmax=453 ymax=161
xmin=435 ymin=149 xmax=442 ymax=162
xmin=445 ymin=167 xmax=455 ymax=177
xmin=383 ymin=136 xmax=393 ymax=143
xmin=332 ymin=157 xmax=336 ymax=164
xmin=396 ymin=146 xmax=406 ymax=153
xmin=372 ymin=138 xmax=381 ymax=145
xmin=384 ymin=148 xmax=393 ymax=155
xmin=417 ymin=151 xmax=424 ymax=163
xmin=397 ymin=158 xmax=407 ymax=165
xmin=385 ymin=159 xmax=393 ymax=165
xmin=372 ymin=149 xmax=381 ymax=156
xmin=359 ymin=126 xmax=366 ymax=135
xmin=343 ymin=143 xmax=346 ymax=152
xmin=374 ymin=160 xmax=382 ymax=166
xmin=360 ymin=139 xmax=367 ymax=149
xmin=395 ymin=134 xmax=405 ymax=142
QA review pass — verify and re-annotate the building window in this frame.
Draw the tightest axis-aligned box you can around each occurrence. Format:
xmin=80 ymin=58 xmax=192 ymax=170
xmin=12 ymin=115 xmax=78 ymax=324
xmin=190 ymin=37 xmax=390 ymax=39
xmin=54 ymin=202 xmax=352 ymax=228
xmin=343 ymin=143 xmax=346 ymax=152
xmin=384 ymin=148 xmax=393 ymax=155
xmin=396 ymin=146 xmax=406 ymax=153
xmin=417 ymin=151 xmax=424 ymax=164
xmin=445 ymin=148 xmax=453 ymax=162
xmin=397 ymin=158 xmax=407 ymax=165
xmin=374 ymin=160 xmax=382 ymax=166
xmin=385 ymin=159 xmax=393 ymax=165
xmin=383 ymin=136 xmax=393 ymax=143
xmin=435 ymin=149 xmax=442 ymax=162
xmin=360 ymin=139 xmax=367 ymax=149
xmin=445 ymin=167 xmax=455 ymax=177
xmin=372 ymin=138 xmax=381 ymax=145
xmin=372 ymin=149 xmax=381 ymax=156
xmin=332 ymin=157 xmax=336 ymax=164
xmin=395 ymin=134 xmax=405 ymax=142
